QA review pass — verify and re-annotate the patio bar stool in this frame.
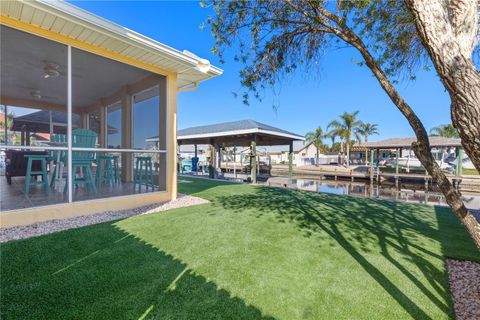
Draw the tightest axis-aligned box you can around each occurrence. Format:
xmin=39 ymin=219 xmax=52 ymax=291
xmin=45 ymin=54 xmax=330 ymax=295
xmin=96 ymin=155 xmax=119 ymax=186
xmin=112 ymin=156 xmax=120 ymax=184
xmin=24 ymin=154 xmax=49 ymax=194
xmin=133 ymin=156 xmax=154 ymax=192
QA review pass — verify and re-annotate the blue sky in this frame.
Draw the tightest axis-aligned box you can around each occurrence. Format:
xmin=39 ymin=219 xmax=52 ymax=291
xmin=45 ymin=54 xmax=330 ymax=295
xmin=71 ymin=1 xmax=451 ymax=142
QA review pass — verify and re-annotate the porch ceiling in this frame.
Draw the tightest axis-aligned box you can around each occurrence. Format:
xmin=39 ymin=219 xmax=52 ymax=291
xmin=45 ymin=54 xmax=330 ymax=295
xmin=1 ymin=25 xmax=150 ymax=108
xmin=0 ymin=0 xmax=223 ymax=87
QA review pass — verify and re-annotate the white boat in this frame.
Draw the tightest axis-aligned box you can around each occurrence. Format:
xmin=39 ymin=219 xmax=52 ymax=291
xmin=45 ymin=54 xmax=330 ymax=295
xmin=392 ymin=156 xmax=452 ymax=171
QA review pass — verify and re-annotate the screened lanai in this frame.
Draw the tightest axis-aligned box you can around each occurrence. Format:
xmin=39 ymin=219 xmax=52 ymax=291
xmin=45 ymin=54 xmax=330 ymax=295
xmin=0 ymin=0 xmax=222 ymax=220
xmin=0 ymin=25 xmax=168 ymax=211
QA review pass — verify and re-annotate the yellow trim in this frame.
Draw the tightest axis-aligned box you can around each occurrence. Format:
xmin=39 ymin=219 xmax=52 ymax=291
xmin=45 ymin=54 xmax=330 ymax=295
xmin=0 ymin=191 xmax=170 ymax=228
xmin=166 ymin=73 xmax=178 ymax=201
xmin=0 ymin=15 xmax=175 ymax=77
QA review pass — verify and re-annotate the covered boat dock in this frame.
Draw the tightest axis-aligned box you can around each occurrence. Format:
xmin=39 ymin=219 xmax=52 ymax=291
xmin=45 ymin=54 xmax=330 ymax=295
xmin=176 ymin=119 xmax=304 ymax=183
xmin=356 ymin=136 xmax=464 ymax=176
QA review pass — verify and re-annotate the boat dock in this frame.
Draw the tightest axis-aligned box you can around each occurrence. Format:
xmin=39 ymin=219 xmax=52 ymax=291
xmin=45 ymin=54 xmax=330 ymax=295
xmin=270 ymin=164 xmax=480 ymax=193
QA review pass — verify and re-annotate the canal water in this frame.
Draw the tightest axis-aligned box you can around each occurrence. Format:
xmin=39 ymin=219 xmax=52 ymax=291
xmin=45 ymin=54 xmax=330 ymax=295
xmin=288 ymin=178 xmax=480 ymax=210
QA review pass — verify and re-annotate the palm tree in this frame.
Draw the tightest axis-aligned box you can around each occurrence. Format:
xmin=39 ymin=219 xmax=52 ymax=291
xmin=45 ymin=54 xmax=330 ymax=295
xmin=0 ymin=109 xmax=14 ymax=144
xmin=327 ymin=121 xmax=346 ymax=155
xmin=430 ymin=124 xmax=459 ymax=138
xmin=305 ymin=126 xmax=325 ymax=166
xmin=329 ymin=111 xmax=362 ymax=166
xmin=325 ymin=130 xmax=337 ymax=152
xmin=355 ymin=123 xmax=379 ymax=143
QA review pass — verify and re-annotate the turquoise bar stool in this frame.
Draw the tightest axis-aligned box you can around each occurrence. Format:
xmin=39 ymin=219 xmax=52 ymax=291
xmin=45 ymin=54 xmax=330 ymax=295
xmin=95 ymin=154 xmax=104 ymax=187
xmin=96 ymin=155 xmax=118 ymax=186
xmin=112 ymin=156 xmax=120 ymax=184
xmin=133 ymin=156 xmax=154 ymax=192
xmin=24 ymin=154 xmax=49 ymax=194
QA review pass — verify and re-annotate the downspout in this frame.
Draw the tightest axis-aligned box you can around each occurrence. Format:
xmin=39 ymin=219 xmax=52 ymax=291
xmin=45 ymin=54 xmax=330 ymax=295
xmin=177 ymin=81 xmax=199 ymax=92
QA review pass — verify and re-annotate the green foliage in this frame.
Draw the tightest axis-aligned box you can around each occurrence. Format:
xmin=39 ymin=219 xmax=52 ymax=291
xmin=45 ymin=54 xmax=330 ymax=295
xmin=330 ymin=141 xmax=343 ymax=152
xmin=348 ymin=0 xmax=429 ymax=78
xmin=205 ymin=0 xmax=460 ymax=104
xmin=305 ymin=126 xmax=325 ymax=149
xmin=429 ymin=124 xmax=460 ymax=138
xmin=355 ymin=122 xmax=379 ymax=143
xmin=328 ymin=111 xmax=363 ymax=147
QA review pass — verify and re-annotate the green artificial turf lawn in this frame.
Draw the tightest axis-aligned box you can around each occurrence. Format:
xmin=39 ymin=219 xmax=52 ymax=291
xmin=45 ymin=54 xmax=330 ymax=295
xmin=2 ymin=177 xmax=479 ymax=319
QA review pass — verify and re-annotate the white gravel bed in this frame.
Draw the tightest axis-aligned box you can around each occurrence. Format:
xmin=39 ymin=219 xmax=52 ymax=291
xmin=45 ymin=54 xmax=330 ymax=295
xmin=0 ymin=194 xmax=209 ymax=243
xmin=446 ymin=259 xmax=480 ymax=320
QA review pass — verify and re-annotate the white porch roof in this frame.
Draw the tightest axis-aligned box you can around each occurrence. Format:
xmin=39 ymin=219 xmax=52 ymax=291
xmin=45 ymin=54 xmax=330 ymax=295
xmin=0 ymin=0 xmax=223 ymax=87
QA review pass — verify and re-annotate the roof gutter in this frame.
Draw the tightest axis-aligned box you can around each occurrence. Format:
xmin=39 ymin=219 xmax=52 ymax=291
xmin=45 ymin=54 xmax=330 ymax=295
xmin=32 ymin=0 xmax=222 ymax=74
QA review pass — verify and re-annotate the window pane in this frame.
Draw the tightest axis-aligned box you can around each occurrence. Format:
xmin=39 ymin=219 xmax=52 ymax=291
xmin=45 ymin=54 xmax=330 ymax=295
xmin=133 ymin=86 xmax=159 ymax=149
xmin=107 ymin=103 xmax=122 ymax=149
xmin=69 ymin=47 xmax=167 ymax=202
xmin=0 ymin=26 xmax=68 ymax=211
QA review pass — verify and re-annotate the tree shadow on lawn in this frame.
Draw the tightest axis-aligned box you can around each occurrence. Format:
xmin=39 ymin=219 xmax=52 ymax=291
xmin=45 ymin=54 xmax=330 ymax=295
xmin=1 ymin=222 xmax=274 ymax=320
xmin=214 ymin=186 xmax=479 ymax=319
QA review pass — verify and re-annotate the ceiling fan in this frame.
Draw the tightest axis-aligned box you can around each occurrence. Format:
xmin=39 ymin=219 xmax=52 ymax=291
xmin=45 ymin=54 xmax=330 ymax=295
xmin=22 ymin=60 xmax=83 ymax=79
xmin=43 ymin=61 xmax=60 ymax=78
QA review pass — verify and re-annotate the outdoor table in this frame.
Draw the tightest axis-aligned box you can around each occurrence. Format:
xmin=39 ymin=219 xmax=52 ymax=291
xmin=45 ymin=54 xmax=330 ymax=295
xmin=47 ymin=141 xmax=102 ymax=191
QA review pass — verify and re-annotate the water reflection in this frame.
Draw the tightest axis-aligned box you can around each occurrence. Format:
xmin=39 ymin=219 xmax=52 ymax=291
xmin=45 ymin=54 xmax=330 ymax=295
xmin=291 ymin=179 xmax=480 ymax=210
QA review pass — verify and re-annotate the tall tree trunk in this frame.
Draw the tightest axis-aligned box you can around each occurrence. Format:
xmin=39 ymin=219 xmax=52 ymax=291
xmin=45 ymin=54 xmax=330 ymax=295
xmin=316 ymin=147 xmax=319 ymax=167
xmin=405 ymin=0 xmax=480 ymax=173
xmin=346 ymin=139 xmax=350 ymax=167
xmin=337 ymin=26 xmax=480 ymax=248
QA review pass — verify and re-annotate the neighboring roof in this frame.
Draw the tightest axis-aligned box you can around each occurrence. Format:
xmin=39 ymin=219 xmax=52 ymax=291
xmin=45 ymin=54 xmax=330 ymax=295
xmin=0 ymin=0 xmax=222 ymax=88
xmin=296 ymin=140 xmax=315 ymax=153
xmin=31 ymin=133 xmax=50 ymax=141
xmin=12 ymin=111 xmax=81 ymax=133
xmin=178 ymin=119 xmax=304 ymax=141
xmin=11 ymin=110 xmax=117 ymax=134
xmin=357 ymin=136 xmax=462 ymax=149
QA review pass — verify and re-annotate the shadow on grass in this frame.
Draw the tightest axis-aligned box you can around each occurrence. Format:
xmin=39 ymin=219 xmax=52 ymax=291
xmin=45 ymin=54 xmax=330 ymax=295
xmin=213 ymin=186 xmax=479 ymax=319
xmin=1 ymin=222 xmax=274 ymax=320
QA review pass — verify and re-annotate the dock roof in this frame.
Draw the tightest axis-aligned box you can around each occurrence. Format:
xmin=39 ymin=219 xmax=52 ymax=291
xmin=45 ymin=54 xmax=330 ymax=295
xmin=356 ymin=136 xmax=462 ymax=149
xmin=177 ymin=119 xmax=304 ymax=146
